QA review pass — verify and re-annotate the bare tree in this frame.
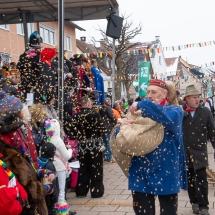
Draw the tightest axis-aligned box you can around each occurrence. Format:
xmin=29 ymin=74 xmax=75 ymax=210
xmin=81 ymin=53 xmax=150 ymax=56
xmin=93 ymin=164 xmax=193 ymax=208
xmin=92 ymin=15 xmax=142 ymax=100
xmin=122 ymin=53 xmax=139 ymax=99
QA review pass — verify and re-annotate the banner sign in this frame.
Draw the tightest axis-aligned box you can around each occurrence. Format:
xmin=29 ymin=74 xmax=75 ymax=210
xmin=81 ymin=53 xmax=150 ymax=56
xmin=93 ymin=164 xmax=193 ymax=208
xmin=138 ymin=61 xmax=150 ymax=97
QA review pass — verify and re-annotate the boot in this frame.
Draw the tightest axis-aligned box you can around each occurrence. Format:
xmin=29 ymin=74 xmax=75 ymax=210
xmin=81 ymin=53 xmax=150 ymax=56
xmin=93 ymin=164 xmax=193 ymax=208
xmin=192 ymin=204 xmax=200 ymax=214
xmin=200 ymin=209 xmax=210 ymax=215
xmin=55 ymin=202 xmax=70 ymax=215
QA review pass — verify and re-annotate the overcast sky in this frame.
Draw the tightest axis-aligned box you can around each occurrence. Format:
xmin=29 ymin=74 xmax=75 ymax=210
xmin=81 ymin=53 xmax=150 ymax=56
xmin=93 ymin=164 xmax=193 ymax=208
xmin=75 ymin=0 xmax=215 ymax=68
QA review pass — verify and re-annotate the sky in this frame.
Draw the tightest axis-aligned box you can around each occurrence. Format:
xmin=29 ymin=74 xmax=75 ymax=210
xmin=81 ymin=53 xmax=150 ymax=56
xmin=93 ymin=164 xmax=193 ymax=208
xmin=75 ymin=0 xmax=215 ymax=68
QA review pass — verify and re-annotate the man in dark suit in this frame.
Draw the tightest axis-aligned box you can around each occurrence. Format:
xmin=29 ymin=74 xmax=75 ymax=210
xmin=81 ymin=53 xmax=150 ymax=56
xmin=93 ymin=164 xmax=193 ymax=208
xmin=183 ymin=85 xmax=215 ymax=215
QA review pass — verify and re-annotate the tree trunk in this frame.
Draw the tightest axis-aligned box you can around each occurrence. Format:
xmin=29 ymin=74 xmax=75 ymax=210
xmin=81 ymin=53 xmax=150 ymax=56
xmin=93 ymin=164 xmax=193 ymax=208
xmin=115 ymin=57 xmax=122 ymax=100
xmin=124 ymin=81 xmax=131 ymax=99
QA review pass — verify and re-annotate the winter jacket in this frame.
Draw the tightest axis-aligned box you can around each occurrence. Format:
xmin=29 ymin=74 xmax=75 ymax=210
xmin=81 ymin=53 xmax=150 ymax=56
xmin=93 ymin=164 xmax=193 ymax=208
xmin=112 ymin=108 xmax=121 ymax=121
xmin=45 ymin=119 xmax=72 ymax=172
xmin=0 ymin=161 xmax=28 ymax=215
xmin=129 ymin=99 xmax=187 ymax=195
xmin=99 ymin=105 xmax=116 ymax=133
xmin=32 ymin=122 xmax=47 ymax=154
xmin=1 ymin=79 xmax=20 ymax=97
xmin=37 ymin=157 xmax=59 ymax=213
xmin=183 ymin=104 xmax=215 ymax=170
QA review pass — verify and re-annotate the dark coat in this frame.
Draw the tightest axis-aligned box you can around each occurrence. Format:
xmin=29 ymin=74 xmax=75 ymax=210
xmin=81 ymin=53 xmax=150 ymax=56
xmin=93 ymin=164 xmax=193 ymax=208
xmin=99 ymin=105 xmax=116 ymax=133
xmin=183 ymin=104 xmax=215 ymax=170
xmin=1 ymin=79 xmax=20 ymax=97
xmin=67 ymin=107 xmax=107 ymax=141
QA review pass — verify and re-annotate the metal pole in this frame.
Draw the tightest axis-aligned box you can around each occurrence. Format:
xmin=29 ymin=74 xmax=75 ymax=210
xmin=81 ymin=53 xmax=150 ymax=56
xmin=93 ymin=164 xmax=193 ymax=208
xmin=111 ymin=38 xmax=116 ymax=106
xmin=22 ymin=12 xmax=28 ymax=49
xmin=58 ymin=0 xmax=64 ymax=122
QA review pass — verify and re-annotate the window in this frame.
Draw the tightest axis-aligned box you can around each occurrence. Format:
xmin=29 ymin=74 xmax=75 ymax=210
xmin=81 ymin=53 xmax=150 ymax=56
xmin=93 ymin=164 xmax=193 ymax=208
xmin=108 ymin=81 xmax=110 ymax=88
xmin=39 ymin=24 xmax=56 ymax=46
xmin=17 ymin=23 xmax=34 ymax=37
xmin=64 ymin=36 xmax=71 ymax=51
xmin=0 ymin=24 xmax=9 ymax=30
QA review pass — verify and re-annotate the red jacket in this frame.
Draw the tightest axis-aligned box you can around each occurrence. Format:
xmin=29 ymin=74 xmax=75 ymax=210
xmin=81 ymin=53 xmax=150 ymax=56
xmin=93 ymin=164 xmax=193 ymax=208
xmin=0 ymin=163 xmax=28 ymax=215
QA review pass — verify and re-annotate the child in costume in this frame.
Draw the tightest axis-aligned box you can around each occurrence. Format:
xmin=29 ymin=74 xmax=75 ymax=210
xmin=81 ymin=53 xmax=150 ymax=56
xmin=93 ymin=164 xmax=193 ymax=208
xmin=63 ymin=102 xmax=79 ymax=192
xmin=37 ymin=142 xmax=59 ymax=215
xmin=0 ymin=153 xmax=28 ymax=215
xmin=45 ymin=119 xmax=76 ymax=215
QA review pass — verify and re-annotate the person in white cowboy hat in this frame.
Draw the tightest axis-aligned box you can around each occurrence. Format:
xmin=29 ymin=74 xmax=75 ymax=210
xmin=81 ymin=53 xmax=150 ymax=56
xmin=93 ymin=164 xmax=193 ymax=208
xmin=128 ymin=79 xmax=188 ymax=215
xmin=182 ymin=85 xmax=215 ymax=215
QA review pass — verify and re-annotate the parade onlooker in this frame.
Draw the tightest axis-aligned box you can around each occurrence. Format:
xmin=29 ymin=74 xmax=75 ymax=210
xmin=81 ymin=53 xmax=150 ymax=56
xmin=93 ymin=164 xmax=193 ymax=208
xmin=37 ymin=142 xmax=59 ymax=215
xmin=204 ymin=96 xmax=215 ymax=117
xmin=0 ymin=153 xmax=28 ymax=215
xmin=44 ymin=119 xmax=75 ymax=215
xmin=29 ymin=103 xmax=49 ymax=153
xmin=112 ymin=102 xmax=122 ymax=122
xmin=182 ymin=85 xmax=215 ymax=215
xmin=91 ymin=59 xmax=105 ymax=105
xmin=63 ymin=102 xmax=79 ymax=192
xmin=0 ymin=108 xmax=48 ymax=215
xmin=129 ymin=80 xmax=187 ymax=215
xmin=0 ymin=55 xmax=3 ymax=79
xmin=1 ymin=64 xmax=20 ymax=97
xmin=99 ymin=97 xmax=116 ymax=163
xmin=68 ymin=96 xmax=107 ymax=198
xmin=176 ymin=90 xmax=185 ymax=106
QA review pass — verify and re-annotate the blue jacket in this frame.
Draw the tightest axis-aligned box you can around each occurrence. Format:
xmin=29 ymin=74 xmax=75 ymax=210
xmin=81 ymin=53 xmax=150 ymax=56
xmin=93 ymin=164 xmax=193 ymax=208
xmin=129 ymin=99 xmax=188 ymax=195
xmin=91 ymin=66 xmax=105 ymax=105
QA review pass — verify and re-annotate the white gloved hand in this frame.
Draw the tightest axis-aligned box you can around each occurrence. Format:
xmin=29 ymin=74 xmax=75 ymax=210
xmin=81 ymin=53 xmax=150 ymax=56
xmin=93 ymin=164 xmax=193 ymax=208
xmin=86 ymin=87 xmax=92 ymax=92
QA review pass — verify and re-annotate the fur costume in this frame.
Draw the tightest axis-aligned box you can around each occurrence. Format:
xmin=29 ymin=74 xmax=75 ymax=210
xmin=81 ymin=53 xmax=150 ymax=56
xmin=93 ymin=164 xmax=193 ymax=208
xmin=16 ymin=31 xmax=42 ymax=98
xmin=35 ymin=48 xmax=57 ymax=104
xmin=0 ymin=139 xmax=48 ymax=215
xmin=0 ymin=109 xmax=48 ymax=215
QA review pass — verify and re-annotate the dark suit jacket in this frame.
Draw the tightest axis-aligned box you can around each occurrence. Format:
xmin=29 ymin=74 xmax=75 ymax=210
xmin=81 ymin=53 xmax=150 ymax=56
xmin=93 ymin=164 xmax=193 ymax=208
xmin=183 ymin=104 xmax=215 ymax=170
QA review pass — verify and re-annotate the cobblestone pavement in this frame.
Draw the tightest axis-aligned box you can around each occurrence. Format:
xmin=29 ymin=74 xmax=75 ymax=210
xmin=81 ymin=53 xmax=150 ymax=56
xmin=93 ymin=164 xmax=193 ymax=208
xmin=67 ymin=144 xmax=215 ymax=215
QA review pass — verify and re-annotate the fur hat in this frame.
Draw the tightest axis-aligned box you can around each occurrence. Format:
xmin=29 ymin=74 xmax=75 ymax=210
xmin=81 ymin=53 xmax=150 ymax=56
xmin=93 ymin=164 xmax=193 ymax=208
xmin=0 ymin=90 xmax=23 ymax=111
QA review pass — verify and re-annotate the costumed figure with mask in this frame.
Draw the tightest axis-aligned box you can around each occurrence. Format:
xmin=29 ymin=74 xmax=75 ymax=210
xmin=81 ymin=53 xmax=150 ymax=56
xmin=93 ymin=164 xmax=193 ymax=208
xmin=36 ymin=48 xmax=57 ymax=103
xmin=91 ymin=59 xmax=105 ymax=105
xmin=111 ymin=80 xmax=188 ymax=215
xmin=17 ymin=31 xmax=43 ymax=98
xmin=72 ymin=54 xmax=91 ymax=107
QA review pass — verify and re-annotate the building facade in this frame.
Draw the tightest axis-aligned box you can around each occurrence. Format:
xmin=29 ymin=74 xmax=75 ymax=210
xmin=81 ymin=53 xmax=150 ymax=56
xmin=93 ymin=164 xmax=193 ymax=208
xmin=0 ymin=22 xmax=79 ymax=64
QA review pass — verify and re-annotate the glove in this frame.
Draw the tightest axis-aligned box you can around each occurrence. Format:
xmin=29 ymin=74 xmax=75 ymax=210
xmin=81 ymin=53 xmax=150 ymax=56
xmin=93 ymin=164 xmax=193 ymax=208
xmin=86 ymin=87 xmax=92 ymax=92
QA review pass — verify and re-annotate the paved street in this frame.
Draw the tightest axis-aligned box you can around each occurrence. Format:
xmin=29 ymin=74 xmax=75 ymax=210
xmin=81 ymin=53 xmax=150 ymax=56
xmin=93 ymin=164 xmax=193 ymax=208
xmin=67 ymin=144 xmax=215 ymax=215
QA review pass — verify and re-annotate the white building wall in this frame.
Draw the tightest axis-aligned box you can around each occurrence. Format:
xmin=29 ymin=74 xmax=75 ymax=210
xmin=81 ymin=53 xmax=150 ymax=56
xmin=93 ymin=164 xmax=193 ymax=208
xmin=150 ymin=41 xmax=166 ymax=79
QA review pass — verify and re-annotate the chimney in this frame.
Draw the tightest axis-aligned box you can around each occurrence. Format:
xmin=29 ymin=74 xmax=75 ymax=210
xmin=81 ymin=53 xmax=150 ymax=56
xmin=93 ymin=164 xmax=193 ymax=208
xmin=155 ymin=36 xmax=160 ymax=42
xmin=80 ymin=36 xmax=86 ymax=42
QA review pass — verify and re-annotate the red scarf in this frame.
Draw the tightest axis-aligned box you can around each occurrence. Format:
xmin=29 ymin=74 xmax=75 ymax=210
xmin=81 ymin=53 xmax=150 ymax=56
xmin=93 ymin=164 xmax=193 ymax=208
xmin=185 ymin=102 xmax=196 ymax=112
xmin=160 ymin=98 xmax=168 ymax=106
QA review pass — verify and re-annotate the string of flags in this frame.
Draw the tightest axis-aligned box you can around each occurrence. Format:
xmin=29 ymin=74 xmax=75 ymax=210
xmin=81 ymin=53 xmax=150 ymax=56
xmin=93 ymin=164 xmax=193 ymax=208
xmin=81 ymin=40 xmax=215 ymax=59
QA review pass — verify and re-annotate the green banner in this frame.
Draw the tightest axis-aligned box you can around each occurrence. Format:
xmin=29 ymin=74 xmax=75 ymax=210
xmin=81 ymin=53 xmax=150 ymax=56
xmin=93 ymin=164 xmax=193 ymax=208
xmin=138 ymin=61 xmax=150 ymax=97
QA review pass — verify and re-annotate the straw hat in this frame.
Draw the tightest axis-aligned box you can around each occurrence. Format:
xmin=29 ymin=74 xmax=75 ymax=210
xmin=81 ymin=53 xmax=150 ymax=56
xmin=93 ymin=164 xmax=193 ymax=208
xmin=110 ymin=111 xmax=164 ymax=177
xmin=184 ymin=85 xmax=201 ymax=97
